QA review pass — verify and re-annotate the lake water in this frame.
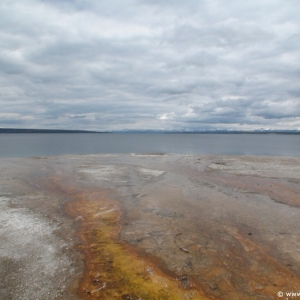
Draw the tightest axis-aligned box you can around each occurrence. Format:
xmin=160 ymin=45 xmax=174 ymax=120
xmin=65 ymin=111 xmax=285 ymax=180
xmin=0 ymin=133 xmax=299 ymax=158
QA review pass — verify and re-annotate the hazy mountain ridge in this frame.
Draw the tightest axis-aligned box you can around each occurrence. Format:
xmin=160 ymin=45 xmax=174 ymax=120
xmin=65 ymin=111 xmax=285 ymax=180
xmin=1 ymin=128 xmax=299 ymax=134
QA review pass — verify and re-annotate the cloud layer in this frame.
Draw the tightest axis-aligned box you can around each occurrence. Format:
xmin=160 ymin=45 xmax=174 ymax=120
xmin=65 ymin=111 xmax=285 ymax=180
xmin=1 ymin=0 xmax=300 ymax=130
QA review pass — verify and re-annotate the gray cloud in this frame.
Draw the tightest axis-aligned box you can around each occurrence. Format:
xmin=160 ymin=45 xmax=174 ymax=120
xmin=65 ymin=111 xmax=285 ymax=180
xmin=0 ymin=0 xmax=299 ymax=131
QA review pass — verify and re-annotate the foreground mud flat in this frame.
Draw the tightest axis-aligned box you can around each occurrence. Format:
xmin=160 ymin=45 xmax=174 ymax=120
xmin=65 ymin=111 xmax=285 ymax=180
xmin=1 ymin=154 xmax=300 ymax=300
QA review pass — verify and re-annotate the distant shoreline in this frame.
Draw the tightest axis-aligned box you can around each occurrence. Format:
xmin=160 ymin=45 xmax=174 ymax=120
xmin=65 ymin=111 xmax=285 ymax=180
xmin=163 ymin=131 xmax=300 ymax=135
xmin=0 ymin=128 xmax=299 ymax=134
xmin=0 ymin=128 xmax=102 ymax=133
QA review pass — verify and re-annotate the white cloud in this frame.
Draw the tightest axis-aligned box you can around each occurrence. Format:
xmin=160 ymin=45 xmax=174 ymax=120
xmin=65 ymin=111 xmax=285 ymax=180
xmin=157 ymin=112 xmax=175 ymax=121
xmin=0 ymin=0 xmax=299 ymax=130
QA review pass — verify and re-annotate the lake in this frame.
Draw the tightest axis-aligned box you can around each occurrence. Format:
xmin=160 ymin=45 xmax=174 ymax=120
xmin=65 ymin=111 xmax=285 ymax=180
xmin=0 ymin=133 xmax=299 ymax=158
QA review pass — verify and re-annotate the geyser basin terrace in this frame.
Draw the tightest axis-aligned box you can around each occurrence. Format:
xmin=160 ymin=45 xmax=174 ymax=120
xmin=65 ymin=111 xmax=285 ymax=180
xmin=1 ymin=154 xmax=300 ymax=299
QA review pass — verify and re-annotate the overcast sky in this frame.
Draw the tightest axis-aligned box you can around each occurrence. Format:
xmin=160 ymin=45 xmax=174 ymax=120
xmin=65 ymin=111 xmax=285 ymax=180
xmin=1 ymin=0 xmax=299 ymax=131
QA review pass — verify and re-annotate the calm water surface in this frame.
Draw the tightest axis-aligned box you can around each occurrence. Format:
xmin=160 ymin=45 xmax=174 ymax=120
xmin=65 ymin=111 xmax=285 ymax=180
xmin=0 ymin=133 xmax=299 ymax=158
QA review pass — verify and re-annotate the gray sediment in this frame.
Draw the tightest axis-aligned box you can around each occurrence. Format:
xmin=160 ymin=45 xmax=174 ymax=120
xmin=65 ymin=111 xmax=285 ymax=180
xmin=1 ymin=154 xmax=300 ymax=299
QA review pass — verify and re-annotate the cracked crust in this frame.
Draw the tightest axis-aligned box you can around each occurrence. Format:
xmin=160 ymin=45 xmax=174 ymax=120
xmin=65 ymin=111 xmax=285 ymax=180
xmin=1 ymin=154 xmax=300 ymax=299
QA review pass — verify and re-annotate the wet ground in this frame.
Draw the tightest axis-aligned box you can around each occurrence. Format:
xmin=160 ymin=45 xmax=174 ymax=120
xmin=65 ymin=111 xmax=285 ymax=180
xmin=1 ymin=154 xmax=300 ymax=299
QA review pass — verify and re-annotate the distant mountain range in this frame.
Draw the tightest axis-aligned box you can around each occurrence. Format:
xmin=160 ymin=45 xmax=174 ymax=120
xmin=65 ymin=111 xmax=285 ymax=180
xmin=0 ymin=128 xmax=299 ymax=134
xmin=164 ymin=130 xmax=300 ymax=134
xmin=113 ymin=129 xmax=300 ymax=134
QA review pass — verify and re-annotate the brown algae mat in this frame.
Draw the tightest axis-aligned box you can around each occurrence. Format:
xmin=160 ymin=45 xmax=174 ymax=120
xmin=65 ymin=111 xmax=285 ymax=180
xmin=1 ymin=154 xmax=300 ymax=300
xmin=64 ymin=187 xmax=207 ymax=299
